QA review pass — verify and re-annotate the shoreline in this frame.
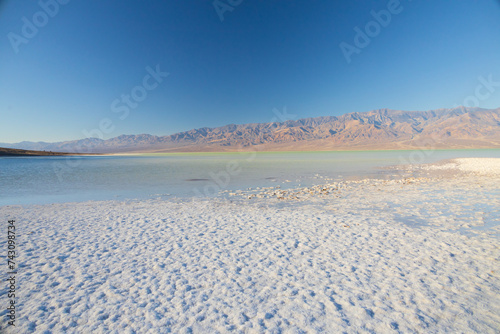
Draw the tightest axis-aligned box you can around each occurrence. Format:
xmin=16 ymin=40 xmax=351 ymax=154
xmin=110 ymin=147 xmax=500 ymax=156
xmin=4 ymin=147 xmax=497 ymax=157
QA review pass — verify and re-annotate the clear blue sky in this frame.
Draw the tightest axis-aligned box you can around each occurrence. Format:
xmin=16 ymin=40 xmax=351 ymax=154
xmin=1 ymin=0 xmax=499 ymax=143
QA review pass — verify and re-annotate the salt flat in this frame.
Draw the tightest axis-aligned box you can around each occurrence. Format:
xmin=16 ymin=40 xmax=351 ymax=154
xmin=1 ymin=158 xmax=499 ymax=333
xmin=417 ymin=157 xmax=500 ymax=176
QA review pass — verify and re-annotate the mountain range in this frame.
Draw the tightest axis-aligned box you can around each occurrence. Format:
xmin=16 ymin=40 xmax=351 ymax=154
xmin=2 ymin=107 xmax=500 ymax=153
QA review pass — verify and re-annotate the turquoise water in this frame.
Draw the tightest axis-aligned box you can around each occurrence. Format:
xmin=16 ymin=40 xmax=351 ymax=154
xmin=1 ymin=149 xmax=499 ymax=205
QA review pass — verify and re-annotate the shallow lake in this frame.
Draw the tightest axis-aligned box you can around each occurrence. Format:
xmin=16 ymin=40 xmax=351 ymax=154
xmin=1 ymin=149 xmax=499 ymax=205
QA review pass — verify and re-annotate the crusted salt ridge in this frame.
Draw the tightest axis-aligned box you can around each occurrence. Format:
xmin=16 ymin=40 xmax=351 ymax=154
xmin=419 ymin=157 xmax=500 ymax=176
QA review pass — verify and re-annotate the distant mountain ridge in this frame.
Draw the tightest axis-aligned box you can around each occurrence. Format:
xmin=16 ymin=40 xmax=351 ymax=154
xmin=3 ymin=107 xmax=500 ymax=153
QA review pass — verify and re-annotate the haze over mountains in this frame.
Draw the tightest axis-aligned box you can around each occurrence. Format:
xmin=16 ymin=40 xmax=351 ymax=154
xmin=3 ymin=107 xmax=500 ymax=153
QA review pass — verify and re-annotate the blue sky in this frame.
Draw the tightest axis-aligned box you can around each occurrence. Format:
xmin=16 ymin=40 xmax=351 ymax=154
xmin=0 ymin=0 xmax=499 ymax=143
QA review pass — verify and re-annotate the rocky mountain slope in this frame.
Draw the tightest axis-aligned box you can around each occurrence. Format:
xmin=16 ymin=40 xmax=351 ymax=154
xmin=3 ymin=107 xmax=500 ymax=153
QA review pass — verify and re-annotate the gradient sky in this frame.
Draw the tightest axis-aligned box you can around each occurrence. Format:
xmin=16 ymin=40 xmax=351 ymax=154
xmin=1 ymin=0 xmax=499 ymax=143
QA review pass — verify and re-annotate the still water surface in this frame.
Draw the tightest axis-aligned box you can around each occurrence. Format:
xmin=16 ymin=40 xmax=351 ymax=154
xmin=1 ymin=149 xmax=498 ymax=205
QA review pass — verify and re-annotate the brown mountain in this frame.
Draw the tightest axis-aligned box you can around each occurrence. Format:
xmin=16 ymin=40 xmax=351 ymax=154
xmin=137 ymin=107 xmax=500 ymax=152
xmin=2 ymin=107 xmax=500 ymax=153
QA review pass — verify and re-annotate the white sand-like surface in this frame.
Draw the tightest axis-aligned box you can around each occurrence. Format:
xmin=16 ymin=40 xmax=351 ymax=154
xmin=416 ymin=157 xmax=500 ymax=176
xmin=1 ymin=158 xmax=499 ymax=333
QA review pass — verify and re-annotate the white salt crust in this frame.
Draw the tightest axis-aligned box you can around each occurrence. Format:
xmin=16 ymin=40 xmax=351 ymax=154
xmin=0 ymin=158 xmax=499 ymax=333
